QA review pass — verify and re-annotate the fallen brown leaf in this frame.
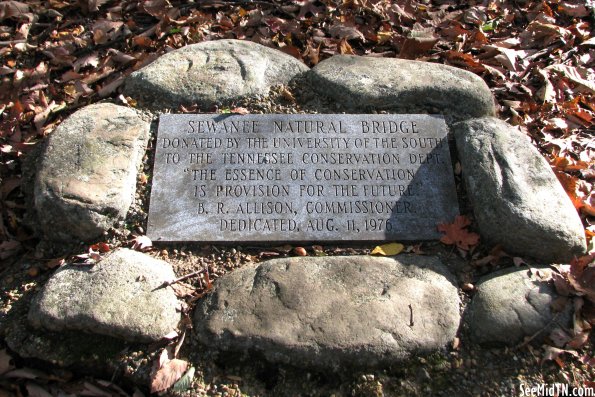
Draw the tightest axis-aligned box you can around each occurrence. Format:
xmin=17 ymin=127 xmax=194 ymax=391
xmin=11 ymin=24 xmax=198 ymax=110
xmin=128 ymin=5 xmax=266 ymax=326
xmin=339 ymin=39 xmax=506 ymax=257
xmin=45 ymin=257 xmax=65 ymax=269
xmin=0 ymin=240 xmax=21 ymax=260
xmin=25 ymin=382 xmax=52 ymax=397
xmin=541 ymin=345 xmax=579 ymax=367
xmin=329 ymin=24 xmax=365 ymax=41
xmin=399 ymin=36 xmax=438 ymax=60
xmin=566 ymin=331 xmax=590 ymax=349
xmin=0 ymin=349 xmax=14 ymax=375
xmin=0 ymin=1 xmax=30 ymax=21
xmin=230 ymin=107 xmax=249 ymax=115
xmin=549 ymin=327 xmax=571 ymax=347
xmin=338 ymin=38 xmax=355 ymax=55
xmin=150 ymin=359 xmax=188 ymax=393
xmin=131 ymin=235 xmax=153 ymax=252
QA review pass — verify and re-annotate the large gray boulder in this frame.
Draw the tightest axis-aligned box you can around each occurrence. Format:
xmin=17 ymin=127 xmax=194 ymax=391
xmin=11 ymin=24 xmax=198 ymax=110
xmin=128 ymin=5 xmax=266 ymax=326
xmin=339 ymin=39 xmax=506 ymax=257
xmin=453 ymin=117 xmax=586 ymax=262
xmin=28 ymin=249 xmax=180 ymax=343
xmin=194 ymin=255 xmax=460 ymax=369
xmin=33 ymin=103 xmax=149 ymax=242
xmin=466 ymin=267 xmax=571 ymax=345
xmin=123 ymin=39 xmax=309 ymax=109
xmin=306 ymin=55 xmax=496 ymax=122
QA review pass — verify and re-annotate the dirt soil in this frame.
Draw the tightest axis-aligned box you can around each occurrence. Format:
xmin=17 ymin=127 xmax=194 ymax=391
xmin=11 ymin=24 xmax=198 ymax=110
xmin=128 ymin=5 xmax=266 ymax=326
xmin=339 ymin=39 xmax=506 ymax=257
xmin=0 ymin=83 xmax=593 ymax=396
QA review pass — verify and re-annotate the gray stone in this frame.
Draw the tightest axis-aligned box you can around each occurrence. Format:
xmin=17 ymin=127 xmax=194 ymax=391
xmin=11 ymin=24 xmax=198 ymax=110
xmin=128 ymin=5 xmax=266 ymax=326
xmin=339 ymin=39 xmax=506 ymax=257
xmin=194 ymin=255 xmax=460 ymax=369
xmin=28 ymin=249 xmax=180 ymax=343
xmin=123 ymin=39 xmax=309 ymax=109
xmin=466 ymin=267 xmax=571 ymax=345
xmin=147 ymin=113 xmax=459 ymax=242
xmin=33 ymin=103 xmax=149 ymax=242
xmin=7 ymin=318 xmax=127 ymax=369
xmin=306 ymin=55 xmax=496 ymax=122
xmin=453 ymin=117 xmax=586 ymax=262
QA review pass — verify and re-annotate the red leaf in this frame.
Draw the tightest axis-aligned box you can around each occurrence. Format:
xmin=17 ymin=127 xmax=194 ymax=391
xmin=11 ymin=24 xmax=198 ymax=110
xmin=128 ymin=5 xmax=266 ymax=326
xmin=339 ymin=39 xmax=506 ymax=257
xmin=568 ymin=255 xmax=595 ymax=304
xmin=554 ymin=171 xmax=584 ymax=209
xmin=133 ymin=36 xmax=154 ymax=47
xmin=580 ymin=355 xmax=595 ymax=367
xmin=437 ymin=216 xmax=480 ymax=251
xmin=90 ymin=242 xmax=110 ymax=253
xmin=280 ymin=44 xmax=302 ymax=60
xmin=559 ymin=3 xmax=590 ymax=17
xmin=444 ymin=51 xmax=486 ymax=74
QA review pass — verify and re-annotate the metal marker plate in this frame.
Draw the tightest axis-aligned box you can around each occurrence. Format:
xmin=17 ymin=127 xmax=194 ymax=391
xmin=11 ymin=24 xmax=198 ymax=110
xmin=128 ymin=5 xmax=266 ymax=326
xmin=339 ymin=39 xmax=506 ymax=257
xmin=147 ymin=114 xmax=458 ymax=242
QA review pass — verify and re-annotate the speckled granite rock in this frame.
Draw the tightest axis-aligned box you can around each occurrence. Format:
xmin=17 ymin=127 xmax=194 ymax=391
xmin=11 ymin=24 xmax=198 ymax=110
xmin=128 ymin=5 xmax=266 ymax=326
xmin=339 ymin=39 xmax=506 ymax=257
xmin=33 ymin=103 xmax=149 ymax=242
xmin=194 ymin=255 xmax=460 ymax=369
xmin=306 ymin=55 xmax=495 ymax=122
xmin=29 ymin=249 xmax=180 ymax=343
xmin=467 ymin=267 xmax=572 ymax=345
xmin=124 ymin=39 xmax=308 ymax=109
xmin=454 ymin=117 xmax=586 ymax=262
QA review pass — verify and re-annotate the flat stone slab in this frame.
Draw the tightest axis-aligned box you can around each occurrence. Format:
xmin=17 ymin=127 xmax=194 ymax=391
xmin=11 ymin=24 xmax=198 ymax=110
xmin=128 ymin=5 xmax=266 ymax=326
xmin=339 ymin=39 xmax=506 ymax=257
xmin=28 ymin=249 xmax=180 ymax=343
xmin=306 ymin=55 xmax=496 ymax=122
xmin=453 ymin=117 xmax=586 ymax=262
xmin=123 ymin=39 xmax=308 ymax=109
xmin=466 ymin=267 xmax=571 ymax=345
xmin=147 ymin=114 xmax=459 ymax=242
xmin=193 ymin=255 xmax=461 ymax=369
xmin=33 ymin=103 xmax=149 ymax=242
